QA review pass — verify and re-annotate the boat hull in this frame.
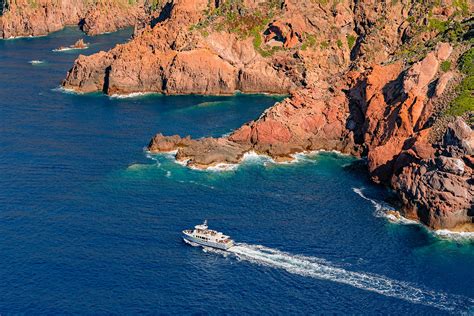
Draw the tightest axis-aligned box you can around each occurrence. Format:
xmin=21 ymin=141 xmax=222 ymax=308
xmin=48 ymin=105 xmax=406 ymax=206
xmin=182 ymin=231 xmax=233 ymax=250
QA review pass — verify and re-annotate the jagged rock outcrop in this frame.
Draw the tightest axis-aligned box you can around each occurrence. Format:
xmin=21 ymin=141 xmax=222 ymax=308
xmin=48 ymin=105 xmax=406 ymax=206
xmin=63 ymin=0 xmax=361 ymax=95
xmin=148 ymin=37 xmax=473 ymax=230
xmin=0 ymin=0 xmax=149 ymax=38
xmin=394 ymin=119 xmax=473 ymax=230
xmin=148 ymin=86 xmax=357 ymax=166
xmin=60 ymin=0 xmax=474 ymax=230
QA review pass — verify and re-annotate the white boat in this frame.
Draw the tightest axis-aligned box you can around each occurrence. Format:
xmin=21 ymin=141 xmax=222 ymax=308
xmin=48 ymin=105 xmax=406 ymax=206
xmin=182 ymin=220 xmax=234 ymax=250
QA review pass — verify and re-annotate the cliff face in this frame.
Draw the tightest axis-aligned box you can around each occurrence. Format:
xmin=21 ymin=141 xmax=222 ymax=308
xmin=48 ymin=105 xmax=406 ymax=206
xmin=148 ymin=41 xmax=473 ymax=230
xmin=61 ymin=0 xmax=473 ymax=230
xmin=0 ymin=0 xmax=149 ymax=38
xmin=63 ymin=0 xmax=361 ymax=95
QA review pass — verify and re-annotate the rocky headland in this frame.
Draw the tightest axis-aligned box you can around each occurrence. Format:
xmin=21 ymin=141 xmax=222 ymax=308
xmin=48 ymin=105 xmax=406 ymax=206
xmin=61 ymin=0 xmax=473 ymax=231
xmin=0 ymin=0 xmax=156 ymax=38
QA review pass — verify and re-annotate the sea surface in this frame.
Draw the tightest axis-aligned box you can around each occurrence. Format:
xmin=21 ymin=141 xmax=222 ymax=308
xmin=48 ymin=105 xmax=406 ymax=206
xmin=0 ymin=27 xmax=473 ymax=315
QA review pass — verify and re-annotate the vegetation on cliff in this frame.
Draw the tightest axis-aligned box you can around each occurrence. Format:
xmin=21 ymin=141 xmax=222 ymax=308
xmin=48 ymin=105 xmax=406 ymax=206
xmin=446 ymin=47 xmax=474 ymax=121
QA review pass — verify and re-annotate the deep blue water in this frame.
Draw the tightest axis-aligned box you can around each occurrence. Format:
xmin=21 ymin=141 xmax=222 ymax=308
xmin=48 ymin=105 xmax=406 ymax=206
xmin=0 ymin=27 xmax=473 ymax=315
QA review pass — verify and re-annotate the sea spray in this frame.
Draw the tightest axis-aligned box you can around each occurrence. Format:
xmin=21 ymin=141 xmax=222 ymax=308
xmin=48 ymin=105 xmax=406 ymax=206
xmin=434 ymin=229 xmax=474 ymax=242
xmin=51 ymin=86 xmax=84 ymax=95
xmin=52 ymin=46 xmax=88 ymax=52
xmin=352 ymin=188 xmax=474 ymax=241
xmin=29 ymin=60 xmax=45 ymax=65
xmin=109 ymin=92 xmax=159 ymax=99
xmin=145 ymin=149 xmax=349 ymax=173
xmin=352 ymin=187 xmax=396 ymax=218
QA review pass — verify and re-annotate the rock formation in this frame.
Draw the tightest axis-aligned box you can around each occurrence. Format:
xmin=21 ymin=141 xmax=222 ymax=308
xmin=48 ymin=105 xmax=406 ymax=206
xmin=62 ymin=0 xmax=359 ymax=95
xmin=61 ymin=0 xmax=473 ymax=231
xmin=0 ymin=0 xmax=150 ymax=38
xmin=56 ymin=38 xmax=88 ymax=51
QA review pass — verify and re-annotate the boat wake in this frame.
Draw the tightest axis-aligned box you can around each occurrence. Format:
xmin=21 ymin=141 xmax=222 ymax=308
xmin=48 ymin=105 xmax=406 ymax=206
xmin=202 ymin=243 xmax=473 ymax=313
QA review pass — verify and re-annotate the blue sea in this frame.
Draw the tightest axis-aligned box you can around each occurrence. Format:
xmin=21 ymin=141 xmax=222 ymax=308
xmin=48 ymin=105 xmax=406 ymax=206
xmin=0 ymin=28 xmax=473 ymax=315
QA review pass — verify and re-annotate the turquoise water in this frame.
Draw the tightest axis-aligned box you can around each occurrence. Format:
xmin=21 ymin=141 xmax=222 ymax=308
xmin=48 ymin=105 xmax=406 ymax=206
xmin=0 ymin=27 xmax=473 ymax=314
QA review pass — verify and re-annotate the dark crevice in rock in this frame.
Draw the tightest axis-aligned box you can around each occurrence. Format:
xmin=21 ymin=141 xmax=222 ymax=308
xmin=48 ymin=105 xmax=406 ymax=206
xmin=151 ymin=1 xmax=173 ymax=28
xmin=103 ymin=66 xmax=112 ymax=95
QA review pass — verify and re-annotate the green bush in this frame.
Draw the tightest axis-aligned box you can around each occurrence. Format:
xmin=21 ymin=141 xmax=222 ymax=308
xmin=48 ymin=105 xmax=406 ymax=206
xmin=440 ymin=60 xmax=451 ymax=72
xmin=428 ymin=18 xmax=448 ymax=33
xmin=458 ymin=48 xmax=474 ymax=75
xmin=336 ymin=39 xmax=343 ymax=48
xmin=445 ymin=90 xmax=474 ymax=117
xmin=301 ymin=33 xmax=317 ymax=50
xmin=445 ymin=48 xmax=474 ymax=118
xmin=346 ymin=34 xmax=356 ymax=50
xmin=453 ymin=0 xmax=469 ymax=16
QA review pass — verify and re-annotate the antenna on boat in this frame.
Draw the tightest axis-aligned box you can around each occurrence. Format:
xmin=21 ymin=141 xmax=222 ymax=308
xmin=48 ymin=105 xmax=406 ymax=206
xmin=203 ymin=219 xmax=208 ymax=227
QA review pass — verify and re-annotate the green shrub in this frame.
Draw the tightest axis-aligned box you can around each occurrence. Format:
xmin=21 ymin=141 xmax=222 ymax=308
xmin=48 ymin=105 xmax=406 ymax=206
xmin=336 ymin=39 xmax=343 ymax=48
xmin=445 ymin=90 xmax=474 ymax=117
xmin=428 ymin=18 xmax=448 ymax=33
xmin=301 ymin=33 xmax=317 ymax=50
xmin=251 ymin=27 xmax=263 ymax=50
xmin=440 ymin=60 xmax=451 ymax=72
xmin=346 ymin=34 xmax=356 ymax=50
xmin=445 ymin=48 xmax=474 ymax=118
xmin=453 ymin=0 xmax=469 ymax=16
xmin=458 ymin=48 xmax=474 ymax=75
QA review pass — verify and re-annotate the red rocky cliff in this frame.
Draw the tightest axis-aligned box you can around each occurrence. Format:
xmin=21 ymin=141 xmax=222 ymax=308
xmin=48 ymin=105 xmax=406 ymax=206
xmin=62 ymin=0 xmax=359 ymax=95
xmin=59 ymin=0 xmax=473 ymax=230
xmin=0 ymin=0 xmax=149 ymax=38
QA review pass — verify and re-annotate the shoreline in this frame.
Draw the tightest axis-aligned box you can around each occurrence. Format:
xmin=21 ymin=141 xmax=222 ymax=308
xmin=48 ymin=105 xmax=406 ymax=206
xmin=146 ymin=147 xmax=474 ymax=238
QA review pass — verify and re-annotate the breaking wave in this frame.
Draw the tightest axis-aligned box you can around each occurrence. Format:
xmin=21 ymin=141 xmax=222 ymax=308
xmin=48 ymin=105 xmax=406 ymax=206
xmin=52 ymin=46 xmax=88 ymax=52
xmin=353 ymin=187 xmax=394 ymax=216
xmin=352 ymin=187 xmax=419 ymax=224
xmin=5 ymin=34 xmax=46 ymax=40
xmin=200 ymin=243 xmax=473 ymax=313
xmin=52 ymin=86 xmax=83 ymax=95
xmin=352 ymin=188 xmax=474 ymax=241
xmin=29 ymin=60 xmax=45 ymax=65
xmin=434 ymin=229 xmax=474 ymax=241
xmin=109 ymin=92 xmax=158 ymax=99
xmin=145 ymin=149 xmax=346 ymax=173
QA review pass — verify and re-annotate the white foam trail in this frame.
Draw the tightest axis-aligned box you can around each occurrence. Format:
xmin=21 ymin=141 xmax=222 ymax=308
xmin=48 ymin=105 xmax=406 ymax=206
xmin=434 ymin=230 xmax=474 ymax=241
xmin=52 ymin=46 xmax=88 ymax=52
xmin=241 ymin=151 xmax=274 ymax=164
xmin=52 ymin=86 xmax=83 ymax=95
xmin=205 ymin=163 xmax=238 ymax=172
xmin=352 ymin=188 xmax=474 ymax=241
xmin=4 ymin=34 xmax=46 ymax=40
xmin=146 ymin=149 xmax=340 ymax=173
xmin=177 ymin=180 xmax=215 ymax=189
xmin=109 ymin=92 xmax=157 ymax=99
xmin=351 ymin=187 xmax=414 ymax=223
xmin=221 ymin=243 xmax=473 ymax=313
xmin=29 ymin=60 xmax=45 ymax=65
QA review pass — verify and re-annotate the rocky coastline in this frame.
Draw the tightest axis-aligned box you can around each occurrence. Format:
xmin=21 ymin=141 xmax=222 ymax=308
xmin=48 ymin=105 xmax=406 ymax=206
xmin=0 ymin=0 xmax=153 ymax=38
xmin=63 ymin=0 xmax=473 ymax=231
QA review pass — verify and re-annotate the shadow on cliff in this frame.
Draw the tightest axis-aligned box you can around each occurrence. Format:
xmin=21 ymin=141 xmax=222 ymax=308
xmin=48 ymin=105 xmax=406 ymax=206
xmin=150 ymin=2 xmax=173 ymax=28
xmin=344 ymin=69 xmax=415 ymax=184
